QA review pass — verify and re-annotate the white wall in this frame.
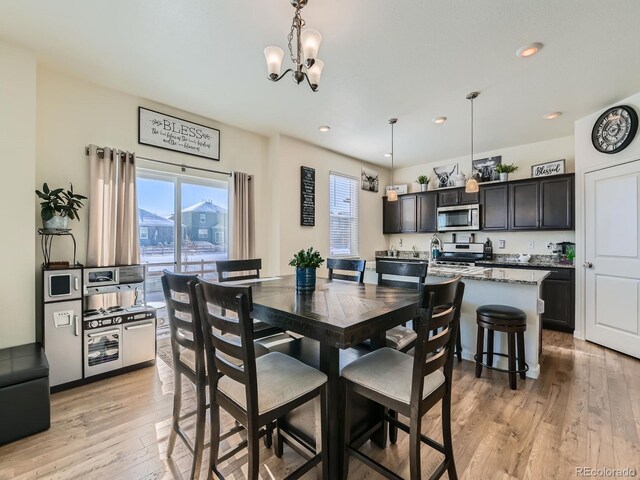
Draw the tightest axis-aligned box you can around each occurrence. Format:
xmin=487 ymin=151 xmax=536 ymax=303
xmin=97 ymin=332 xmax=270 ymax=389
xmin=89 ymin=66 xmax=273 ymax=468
xmin=573 ymin=92 xmax=640 ymax=339
xmin=387 ymin=135 xmax=576 ymax=254
xmin=271 ymin=135 xmax=390 ymax=275
xmin=0 ymin=42 xmax=36 ymax=349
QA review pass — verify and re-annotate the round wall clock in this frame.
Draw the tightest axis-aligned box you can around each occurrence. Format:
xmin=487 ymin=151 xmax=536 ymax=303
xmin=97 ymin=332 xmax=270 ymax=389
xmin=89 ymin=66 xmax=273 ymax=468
xmin=591 ymin=105 xmax=638 ymax=154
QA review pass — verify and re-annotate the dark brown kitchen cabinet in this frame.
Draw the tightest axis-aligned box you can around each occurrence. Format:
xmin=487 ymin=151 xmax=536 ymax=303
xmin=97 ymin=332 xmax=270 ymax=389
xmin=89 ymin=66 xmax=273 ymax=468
xmin=438 ymin=187 xmax=479 ymax=206
xmin=382 ymin=197 xmax=401 ymax=233
xmin=480 ymin=184 xmax=509 ymax=231
xmin=400 ymin=195 xmax=417 ymax=232
xmin=417 ymin=192 xmax=438 ymax=232
xmin=539 ymin=176 xmax=574 ymax=229
xmin=541 ymin=269 xmax=575 ymax=332
xmin=509 ymin=181 xmax=540 ymax=230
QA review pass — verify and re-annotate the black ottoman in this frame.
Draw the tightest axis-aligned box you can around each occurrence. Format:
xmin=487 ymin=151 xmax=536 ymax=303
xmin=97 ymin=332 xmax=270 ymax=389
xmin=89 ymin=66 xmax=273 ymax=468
xmin=0 ymin=343 xmax=51 ymax=445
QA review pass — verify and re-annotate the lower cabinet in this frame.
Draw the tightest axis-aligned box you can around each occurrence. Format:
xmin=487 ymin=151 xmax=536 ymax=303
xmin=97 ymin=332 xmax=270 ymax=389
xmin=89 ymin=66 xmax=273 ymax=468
xmin=540 ymin=269 xmax=575 ymax=332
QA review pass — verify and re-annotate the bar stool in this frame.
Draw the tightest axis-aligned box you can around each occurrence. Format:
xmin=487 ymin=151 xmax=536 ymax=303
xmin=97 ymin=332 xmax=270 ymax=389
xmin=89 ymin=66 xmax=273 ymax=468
xmin=474 ymin=304 xmax=528 ymax=390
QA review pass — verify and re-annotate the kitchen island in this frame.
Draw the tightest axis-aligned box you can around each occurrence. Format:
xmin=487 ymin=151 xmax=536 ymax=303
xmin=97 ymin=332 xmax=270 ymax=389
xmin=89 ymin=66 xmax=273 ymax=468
xmin=363 ymin=261 xmax=550 ymax=378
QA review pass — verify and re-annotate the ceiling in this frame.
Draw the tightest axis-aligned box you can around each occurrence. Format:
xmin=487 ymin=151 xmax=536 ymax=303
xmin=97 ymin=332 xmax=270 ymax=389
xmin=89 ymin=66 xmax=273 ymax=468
xmin=1 ymin=0 xmax=639 ymax=167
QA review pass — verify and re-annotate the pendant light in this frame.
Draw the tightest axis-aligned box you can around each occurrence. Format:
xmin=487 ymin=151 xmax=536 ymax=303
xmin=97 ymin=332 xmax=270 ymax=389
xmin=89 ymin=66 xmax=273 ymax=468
xmin=465 ymin=92 xmax=480 ymax=193
xmin=387 ymin=118 xmax=398 ymax=201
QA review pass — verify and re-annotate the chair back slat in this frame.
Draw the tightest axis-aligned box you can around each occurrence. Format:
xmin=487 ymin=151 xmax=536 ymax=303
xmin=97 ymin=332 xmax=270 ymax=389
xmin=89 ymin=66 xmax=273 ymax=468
xmin=193 ymin=279 xmax=259 ymax=416
xmin=216 ymin=259 xmax=262 ymax=282
xmin=422 ymin=347 xmax=448 ymax=376
xmin=161 ymin=270 xmax=205 ymax=376
xmin=376 ymin=261 xmax=427 ymax=291
xmin=327 ymin=258 xmax=366 ymax=284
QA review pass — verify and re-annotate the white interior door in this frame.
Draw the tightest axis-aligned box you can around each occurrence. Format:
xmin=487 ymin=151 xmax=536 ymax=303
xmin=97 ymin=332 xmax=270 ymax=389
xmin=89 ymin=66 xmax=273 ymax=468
xmin=585 ymin=159 xmax=640 ymax=358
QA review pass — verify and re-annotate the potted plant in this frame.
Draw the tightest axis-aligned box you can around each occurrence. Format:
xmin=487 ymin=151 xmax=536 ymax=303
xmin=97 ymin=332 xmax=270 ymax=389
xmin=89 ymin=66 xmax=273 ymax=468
xmin=416 ymin=175 xmax=430 ymax=192
xmin=289 ymin=247 xmax=325 ymax=292
xmin=495 ymin=163 xmax=518 ymax=182
xmin=35 ymin=183 xmax=87 ymax=230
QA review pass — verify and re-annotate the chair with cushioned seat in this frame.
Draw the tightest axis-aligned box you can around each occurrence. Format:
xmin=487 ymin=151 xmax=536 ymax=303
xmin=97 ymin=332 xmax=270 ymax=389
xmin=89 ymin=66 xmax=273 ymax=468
xmin=475 ymin=304 xmax=528 ymax=390
xmin=193 ymin=278 xmax=329 ymax=480
xmin=375 ymin=260 xmax=428 ymax=352
xmin=327 ymin=258 xmax=366 ymax=283
xmin=341 ymin=276 xmax=463 ymax=480
xmin=215 ymin=258 xmax=284 ymax=339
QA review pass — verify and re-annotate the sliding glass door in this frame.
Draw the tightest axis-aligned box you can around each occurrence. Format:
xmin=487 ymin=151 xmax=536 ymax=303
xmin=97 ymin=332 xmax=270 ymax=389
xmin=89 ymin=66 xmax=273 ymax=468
xmin=136 ymin=168 xmax=229 ymax=334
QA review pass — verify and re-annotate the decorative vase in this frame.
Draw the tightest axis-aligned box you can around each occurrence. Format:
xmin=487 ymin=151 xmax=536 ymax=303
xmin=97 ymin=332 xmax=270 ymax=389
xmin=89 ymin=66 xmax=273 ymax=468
xmin=43 ymin=214 xmax=68 ymax=231
xmin=295 ymin=267 xmax=316 ymax=292
xmin=420 ymin=183 xmax=428 ymax=192
xmin=500 ymin=173 xmax=509 ymax=182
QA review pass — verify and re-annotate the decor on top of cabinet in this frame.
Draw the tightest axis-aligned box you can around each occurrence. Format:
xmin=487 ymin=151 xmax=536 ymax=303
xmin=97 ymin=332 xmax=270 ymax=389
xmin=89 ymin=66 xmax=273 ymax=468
xmin=495 ymin=162 xmax=518 ymax=182
xmin=453 ymin=171 xmax=467 ymax=187
xmin=472 ymin=155 xmax=502 ymax=183
xmin=416 ymin=175 xmax=430 ymax=191
xmin=289 ymin=247 xmax=325 ymax=292
xmin=385 ymin=184 xmax=408 ymax=196
xmin=433 ymin=164 xmax=458 ymax=188
xmin=531 ymin=159 xmax=565 ymax=178
xmin=361 ymin=167 xmax=379 ymax=192
xmin=35 ymin=183 xmax=87 ymax=231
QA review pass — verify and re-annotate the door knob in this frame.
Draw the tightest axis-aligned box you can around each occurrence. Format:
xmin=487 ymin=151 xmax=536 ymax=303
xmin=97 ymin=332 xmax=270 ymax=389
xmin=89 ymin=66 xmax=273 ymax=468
xmin=583 ymin=262 xmax=593 ymax=269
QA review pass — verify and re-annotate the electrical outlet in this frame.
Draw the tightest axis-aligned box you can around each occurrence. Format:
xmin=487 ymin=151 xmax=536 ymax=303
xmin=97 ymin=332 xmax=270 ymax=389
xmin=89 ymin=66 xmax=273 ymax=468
xmin=498 ymin=240 xmax=505 ymax=249
xmin=528 ymin=241 xmax=535 ymax=250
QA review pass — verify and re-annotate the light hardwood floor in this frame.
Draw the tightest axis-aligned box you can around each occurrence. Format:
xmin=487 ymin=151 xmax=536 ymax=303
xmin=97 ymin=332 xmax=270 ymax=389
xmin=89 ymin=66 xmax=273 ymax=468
xmin=1 ymin=330 xmax=639 ymax=480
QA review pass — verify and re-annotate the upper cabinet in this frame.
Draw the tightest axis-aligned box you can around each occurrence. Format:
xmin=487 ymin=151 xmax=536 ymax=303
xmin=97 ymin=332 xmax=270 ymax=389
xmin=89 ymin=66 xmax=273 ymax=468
xmin=417 ymin=192 xmax=438 ymax=232
xmin=438 ymin=187 xmax=480 ymax=207
xmin=400 ymin=195 xmax=417 ymax=233
xmin=509 ymin=181 xmax=540 ymax=230
xmin=480 ymin=184 xmax=509 ymax=231
xmin=382 ymin=197 xmax=401 ymax=234
xmin=539 ymin=175 xmax=574 ymax=229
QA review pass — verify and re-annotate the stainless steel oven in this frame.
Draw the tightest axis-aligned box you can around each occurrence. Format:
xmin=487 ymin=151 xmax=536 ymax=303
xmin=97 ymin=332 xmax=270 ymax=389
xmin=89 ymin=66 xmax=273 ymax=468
xmin=84 ymin=324 xmax=123 ymax=377
xmin=437 ymin=204 xmax=480 ymax=231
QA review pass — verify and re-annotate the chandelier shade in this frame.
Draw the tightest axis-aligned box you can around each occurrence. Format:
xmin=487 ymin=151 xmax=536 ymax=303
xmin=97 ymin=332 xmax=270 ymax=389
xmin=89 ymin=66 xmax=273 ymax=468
xmin=264 ymin=47 xmax=285 ymax=78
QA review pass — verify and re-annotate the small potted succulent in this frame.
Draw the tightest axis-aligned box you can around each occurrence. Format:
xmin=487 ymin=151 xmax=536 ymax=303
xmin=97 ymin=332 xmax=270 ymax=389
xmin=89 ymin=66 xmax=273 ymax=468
xmin=416 ymin=175 xmax=430 ymax=192
xmin=495 ymin=163 xmax=518 ymax=182
xmin=35 ymin=183 xmax=87 ymax=230
xmin=289 ymin=247 xmax=325 ymax=292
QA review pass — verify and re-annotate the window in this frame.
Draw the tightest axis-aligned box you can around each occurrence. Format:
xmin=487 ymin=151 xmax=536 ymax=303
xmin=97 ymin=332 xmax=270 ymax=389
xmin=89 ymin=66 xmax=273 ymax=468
xmin=139 ymin=227 xmax=148 ymax=240
xmin=198 ymin=228 xmax=208 ymax=239
xmin=215 ymin=231 xmax=224 ymax=244
xmin=329 ymin=172 xmax=359 ymax=256
xmin=200 ymin=213 xmax=206 ymax=223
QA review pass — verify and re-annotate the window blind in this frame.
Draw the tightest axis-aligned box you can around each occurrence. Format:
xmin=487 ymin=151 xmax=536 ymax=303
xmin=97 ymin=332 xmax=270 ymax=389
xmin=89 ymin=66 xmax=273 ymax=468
xmin=329 ymin=172 xmax=359 ymax=257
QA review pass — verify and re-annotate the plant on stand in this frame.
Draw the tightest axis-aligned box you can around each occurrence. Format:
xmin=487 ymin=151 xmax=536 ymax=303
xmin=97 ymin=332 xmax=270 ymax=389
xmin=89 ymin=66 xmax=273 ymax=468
xmin=495 ymin=163 xmax=518 ymax=182
xmin=416 ymin=175 xmax=430 ymax=192
xmin=35 ymin=183 xmax=87 ymax=230
xmin=289 ymin=247 xmax=325 ymax=292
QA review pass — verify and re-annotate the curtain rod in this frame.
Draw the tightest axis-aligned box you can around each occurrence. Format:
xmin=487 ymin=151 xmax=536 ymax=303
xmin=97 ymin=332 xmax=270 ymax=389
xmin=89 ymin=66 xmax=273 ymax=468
xmin=85 ymin=146 xmax=233 ymax=177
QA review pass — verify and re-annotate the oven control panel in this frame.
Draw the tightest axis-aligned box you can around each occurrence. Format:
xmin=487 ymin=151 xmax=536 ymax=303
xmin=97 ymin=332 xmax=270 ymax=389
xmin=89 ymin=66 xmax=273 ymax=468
xmin=83 ymin=309 xmax=156 ymax=331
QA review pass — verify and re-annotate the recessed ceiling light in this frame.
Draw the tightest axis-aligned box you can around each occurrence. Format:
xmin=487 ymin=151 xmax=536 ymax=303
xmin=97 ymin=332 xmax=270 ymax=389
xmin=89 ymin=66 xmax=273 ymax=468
xmin=318 ymin=125 xmax=331 ymax=132
xmin=543 ymin=112 xmax=562 ymax=120
xmin=432 ymin=116 xmax=447 ymax=124
xmin=384 ymin=153 xmax=392 ymax=158
xmin=516 ymin=42 xmax=543 ymax=58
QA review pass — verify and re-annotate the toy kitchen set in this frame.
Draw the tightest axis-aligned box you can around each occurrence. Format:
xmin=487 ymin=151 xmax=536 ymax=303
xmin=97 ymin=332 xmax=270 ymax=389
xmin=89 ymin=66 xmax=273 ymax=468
xmin=38 ymin=265 xmax=156 ymax=391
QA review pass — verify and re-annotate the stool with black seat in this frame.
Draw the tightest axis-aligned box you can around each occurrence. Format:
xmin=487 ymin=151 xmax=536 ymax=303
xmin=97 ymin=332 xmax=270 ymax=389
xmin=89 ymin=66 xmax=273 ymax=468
xmin=193 ymin=278 xmax=329 ymax=480
xmin=215 ymin=258 xmax=284 ymax=339
xmin=474 ymin=304 xmax=528 ymax=390
xmin=341 ymin=277 xmax=463 ymax=480
xmin=327 ymin=258 xmax=366 ymax=283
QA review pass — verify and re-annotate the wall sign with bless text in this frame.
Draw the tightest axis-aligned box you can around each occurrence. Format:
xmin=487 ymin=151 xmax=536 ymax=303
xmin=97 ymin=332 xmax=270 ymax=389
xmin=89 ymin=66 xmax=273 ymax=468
xmin=300 ymin=166 xmax=315 ymax=226
xmin=138 ymin=107 xmax=220 ymax=160
xmin=531 ymin=159 xmax=565 ymax=178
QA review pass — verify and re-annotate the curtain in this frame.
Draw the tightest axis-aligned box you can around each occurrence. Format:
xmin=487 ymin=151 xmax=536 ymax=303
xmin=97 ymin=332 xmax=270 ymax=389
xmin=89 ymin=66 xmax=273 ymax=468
xmin=230 ymin=172 xmax=255 ymax=260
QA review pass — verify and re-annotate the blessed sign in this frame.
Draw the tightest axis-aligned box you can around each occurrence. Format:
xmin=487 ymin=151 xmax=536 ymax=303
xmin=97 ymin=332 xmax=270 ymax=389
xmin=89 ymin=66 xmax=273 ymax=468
xmin=301 ymin=166 xmax=315 ymax=226
xmin=531 ymin=159 xmax=565 ymax=178
xmin=138 ymin=107 xmax=220 ymax=160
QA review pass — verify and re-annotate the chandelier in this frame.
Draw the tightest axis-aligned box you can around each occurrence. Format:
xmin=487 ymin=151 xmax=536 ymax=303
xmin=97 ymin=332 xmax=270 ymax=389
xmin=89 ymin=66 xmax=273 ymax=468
xmin=264 ymin=0 xmax=324 ymax=92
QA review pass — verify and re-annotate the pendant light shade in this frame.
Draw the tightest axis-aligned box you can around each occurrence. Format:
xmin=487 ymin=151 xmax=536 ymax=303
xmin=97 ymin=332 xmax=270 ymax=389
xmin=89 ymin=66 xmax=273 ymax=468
xmin=387 ymin=118 xmax=398 ymax=202
xmin=465 ymin=92 xmax=480 ymax=193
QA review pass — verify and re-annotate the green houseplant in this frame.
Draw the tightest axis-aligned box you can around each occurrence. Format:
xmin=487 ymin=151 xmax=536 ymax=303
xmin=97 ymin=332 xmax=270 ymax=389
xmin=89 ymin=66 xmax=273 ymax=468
xmin=35 ymin=183 xmax=87 ymax=230
xmin=289 ymin=247 xmax=325 ymax=292
xmin=494 ymin=163 xmax=518 ymax=182
xmin=416 ymin=175 xmax=430 ymax=192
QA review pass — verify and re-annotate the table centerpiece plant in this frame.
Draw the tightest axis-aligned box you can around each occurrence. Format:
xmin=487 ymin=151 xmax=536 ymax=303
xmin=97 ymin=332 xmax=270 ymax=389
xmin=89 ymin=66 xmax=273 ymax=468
xmin=289 ymin=247 xmax=325 ymax=292
xmin=35 ymin=183 xmax=87 ymax=230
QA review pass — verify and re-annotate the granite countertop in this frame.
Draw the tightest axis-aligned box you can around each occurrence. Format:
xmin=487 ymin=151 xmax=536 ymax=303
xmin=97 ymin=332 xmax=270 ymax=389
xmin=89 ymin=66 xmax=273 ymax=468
xmin=475 ymin=255 xmax=575 ymax=269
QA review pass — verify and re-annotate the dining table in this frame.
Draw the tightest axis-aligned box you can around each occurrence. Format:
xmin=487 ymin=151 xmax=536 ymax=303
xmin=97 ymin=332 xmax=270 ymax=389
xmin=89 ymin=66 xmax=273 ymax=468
xmin=243 ymin=275 xmax=422 ymax=479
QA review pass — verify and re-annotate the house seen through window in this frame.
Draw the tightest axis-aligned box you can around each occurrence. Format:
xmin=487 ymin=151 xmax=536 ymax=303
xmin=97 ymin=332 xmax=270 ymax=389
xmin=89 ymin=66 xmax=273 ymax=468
xmin=329 ymin=172 xmax=359 ymax=257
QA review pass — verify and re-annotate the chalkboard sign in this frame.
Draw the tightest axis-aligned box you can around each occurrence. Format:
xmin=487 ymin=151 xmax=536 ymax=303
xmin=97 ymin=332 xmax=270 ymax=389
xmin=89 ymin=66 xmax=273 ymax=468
xmin=300 ymin=166 xmax=315 ymax=226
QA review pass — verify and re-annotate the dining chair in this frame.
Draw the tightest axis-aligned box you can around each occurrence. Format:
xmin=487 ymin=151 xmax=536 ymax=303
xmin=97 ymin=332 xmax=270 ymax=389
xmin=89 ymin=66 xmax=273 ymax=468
xmin=341 ymin=277 xmax=464 ymax=480
xmin=327 ymin=258 xmax=366 ymax=283
xmin=192 ymin=278 xmax=329 ymax=480
xmin=215 ymin=258 xmax=284 ymax=339
xmin=375 ymin=260 xmax=428 ymax=352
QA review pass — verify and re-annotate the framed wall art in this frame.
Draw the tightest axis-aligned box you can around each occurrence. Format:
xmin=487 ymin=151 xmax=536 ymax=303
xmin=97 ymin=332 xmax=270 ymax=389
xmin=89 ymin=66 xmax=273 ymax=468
xmin=531 ymin=159 xmax=565 ymax=177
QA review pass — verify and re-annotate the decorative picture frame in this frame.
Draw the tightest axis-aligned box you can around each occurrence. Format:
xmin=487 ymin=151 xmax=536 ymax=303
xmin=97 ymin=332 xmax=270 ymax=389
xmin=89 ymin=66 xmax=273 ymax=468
xmin=361 ymin=167 xmax=379 ymax=192
xmin=138 ymin=107 xmax=220 ymax=161
xmin=472 ymin=156 xmax=502 ymax=183
xmin=433 ymin=164 xmax=459 ymax=188
xmin=531 ymin=159 xmax=566 ymax=178
xmin=385 ymin=184 xmax=408 ymax=195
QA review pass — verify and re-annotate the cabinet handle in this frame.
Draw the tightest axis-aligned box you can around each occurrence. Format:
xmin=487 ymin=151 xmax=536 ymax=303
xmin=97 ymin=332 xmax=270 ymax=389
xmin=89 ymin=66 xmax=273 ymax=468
xmin=74 ymin=315 xmax=79 ymax=336
xmin=74 ymin=277 xmax=80 ymax=291
xmin=124 ymin=322 xmax=154 ymax=331
xmin=87 ymin=329 xmax=120 ymax=338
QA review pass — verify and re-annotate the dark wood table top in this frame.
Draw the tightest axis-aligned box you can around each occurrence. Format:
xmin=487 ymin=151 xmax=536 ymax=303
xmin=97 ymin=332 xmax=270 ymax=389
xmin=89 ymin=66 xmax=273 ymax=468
xmin=248 ymin=275 xmax=421 ymax=349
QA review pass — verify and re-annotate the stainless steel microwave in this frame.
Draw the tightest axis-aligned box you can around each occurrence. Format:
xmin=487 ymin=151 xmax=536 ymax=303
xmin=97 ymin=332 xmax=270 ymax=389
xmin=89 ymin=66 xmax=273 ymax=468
xmin=83 ymin=266 xmax=119 ymax=287
xmin=44 ymin=269 xmax=82 ymax=302
xmin=437 ymin=204 xmax=480 ymax=231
